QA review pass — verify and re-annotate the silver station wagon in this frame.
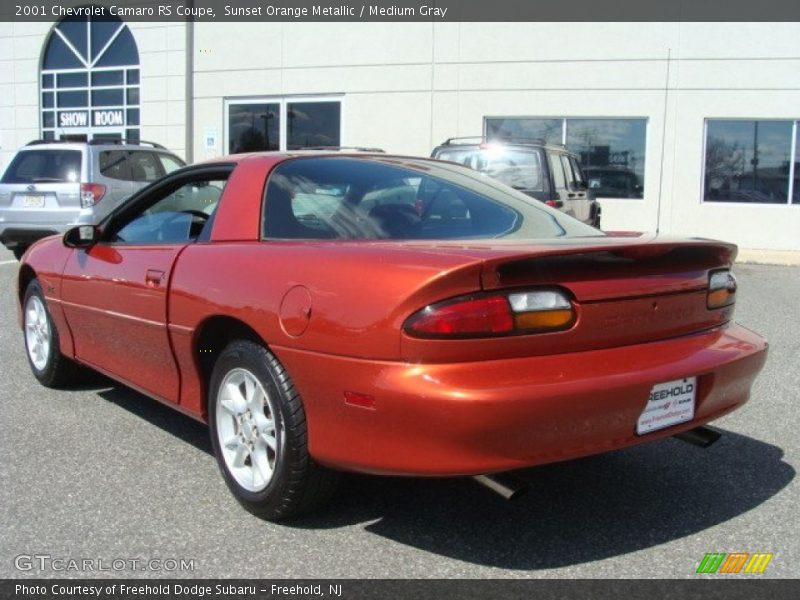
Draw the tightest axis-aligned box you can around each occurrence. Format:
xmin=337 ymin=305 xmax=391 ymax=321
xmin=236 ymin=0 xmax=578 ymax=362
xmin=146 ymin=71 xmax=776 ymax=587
xmin=0 ymin=139 xmax=185 ymax=259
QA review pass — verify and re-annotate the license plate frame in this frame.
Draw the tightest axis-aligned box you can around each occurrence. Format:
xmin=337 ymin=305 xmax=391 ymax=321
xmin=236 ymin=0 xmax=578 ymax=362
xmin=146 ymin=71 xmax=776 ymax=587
xmin=21 ymin=194 xmax=46 ymax=208
xmin=636 ymin=376 xmax=697 ymax=435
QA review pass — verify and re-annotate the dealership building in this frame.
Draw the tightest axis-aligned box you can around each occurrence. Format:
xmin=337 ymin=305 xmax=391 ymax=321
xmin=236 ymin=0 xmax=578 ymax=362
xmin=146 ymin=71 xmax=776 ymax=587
xmin=1 ymin=18 xmax=799 ymax=251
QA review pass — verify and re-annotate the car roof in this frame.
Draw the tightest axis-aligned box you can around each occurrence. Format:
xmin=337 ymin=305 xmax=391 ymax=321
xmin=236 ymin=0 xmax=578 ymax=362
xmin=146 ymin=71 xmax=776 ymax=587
xmin=23 ymin=139 xmax=172 ymax=152
xmin=17 ymin=143 xmax=87 ymax=152
xmin=433 ymin=138 xmax=574 ymax=155
xmin=194 ymin=150 xmax=395 ymax=167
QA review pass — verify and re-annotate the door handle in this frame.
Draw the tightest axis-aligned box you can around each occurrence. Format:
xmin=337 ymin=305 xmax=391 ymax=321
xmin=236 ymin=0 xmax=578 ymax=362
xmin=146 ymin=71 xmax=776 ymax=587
xmin=145 ymin=269 xmax=165 ymax=287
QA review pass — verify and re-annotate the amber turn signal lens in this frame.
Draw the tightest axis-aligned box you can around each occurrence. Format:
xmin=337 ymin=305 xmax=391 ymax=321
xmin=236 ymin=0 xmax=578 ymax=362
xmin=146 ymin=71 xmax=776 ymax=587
xmin=707 ymin=288 xmax=735 ymax=309
xmin=707 ymin=270 xmax=737 ymax=309
xmin=514 ymin=308 xmax=575 ymax=331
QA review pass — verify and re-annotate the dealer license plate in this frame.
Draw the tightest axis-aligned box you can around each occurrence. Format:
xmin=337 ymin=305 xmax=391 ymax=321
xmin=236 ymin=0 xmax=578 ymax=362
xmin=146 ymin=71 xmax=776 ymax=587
xmin=636 ymin=376 xmax=696 ymax=435
xmin=21 ymin=194 xmax=46 ymax=208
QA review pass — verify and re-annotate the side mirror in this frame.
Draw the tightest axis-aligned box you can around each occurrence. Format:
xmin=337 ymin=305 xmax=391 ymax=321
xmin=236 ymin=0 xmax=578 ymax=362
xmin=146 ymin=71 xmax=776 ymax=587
xmin=64 ymin=225 xmax=99 ymax=248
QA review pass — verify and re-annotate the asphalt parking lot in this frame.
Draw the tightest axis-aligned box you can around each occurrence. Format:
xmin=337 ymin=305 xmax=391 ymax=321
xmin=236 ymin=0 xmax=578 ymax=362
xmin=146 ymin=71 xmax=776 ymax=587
xmin=0 ymin=247 xmax=797 ymax=579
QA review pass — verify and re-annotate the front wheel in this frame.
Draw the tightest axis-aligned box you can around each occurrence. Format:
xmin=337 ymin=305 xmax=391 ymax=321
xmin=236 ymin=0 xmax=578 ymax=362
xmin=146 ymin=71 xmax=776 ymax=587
xmin=208 ymin=340 xmax=338 ymax=519
xmin=23 ymin=279 xmax=82 ymax=387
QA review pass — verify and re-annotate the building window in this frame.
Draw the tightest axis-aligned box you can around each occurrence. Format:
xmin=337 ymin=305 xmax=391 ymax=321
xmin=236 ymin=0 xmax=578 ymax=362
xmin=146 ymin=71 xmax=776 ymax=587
xmin=228 ymin=103 xmax=280 ymax=152
xmin=703 ymin=120 xmax=798 ymax=205
xmin=40 ymin=14 xmax=140 ymax=142
xmin=485 ymin=117 xmax=647 ymax=199
xmin=226 ymin=97 xmax=342 ymax=153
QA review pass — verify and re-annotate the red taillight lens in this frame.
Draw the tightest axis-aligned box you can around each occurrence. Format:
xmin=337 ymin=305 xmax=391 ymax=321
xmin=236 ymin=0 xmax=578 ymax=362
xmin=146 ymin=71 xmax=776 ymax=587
xmin=404 ymin=289 xmax=576 ymax=339
xmin=404 ymin=295 xmax=514 ymax=338
xmin=80 ymin=183 xmax=107 ymax=208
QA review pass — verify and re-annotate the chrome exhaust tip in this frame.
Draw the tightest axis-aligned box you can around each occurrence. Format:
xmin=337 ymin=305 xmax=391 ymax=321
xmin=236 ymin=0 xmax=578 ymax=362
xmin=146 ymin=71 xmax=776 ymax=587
xmin=472 ymin=473 xmax=529 ymax=500
xmin=673 ymin=425 xmax=722 ymax=448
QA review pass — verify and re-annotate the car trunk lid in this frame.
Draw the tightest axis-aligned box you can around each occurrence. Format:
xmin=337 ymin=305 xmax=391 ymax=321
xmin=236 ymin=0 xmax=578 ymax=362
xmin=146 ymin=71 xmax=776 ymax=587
xmin=399 ymin=236 xmax=738 ymax=362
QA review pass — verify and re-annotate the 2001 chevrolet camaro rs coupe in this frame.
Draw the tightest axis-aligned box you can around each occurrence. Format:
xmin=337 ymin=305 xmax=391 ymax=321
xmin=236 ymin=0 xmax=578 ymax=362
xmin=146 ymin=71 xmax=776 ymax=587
xmin=17 ymin=152 xmax=767 ymax=518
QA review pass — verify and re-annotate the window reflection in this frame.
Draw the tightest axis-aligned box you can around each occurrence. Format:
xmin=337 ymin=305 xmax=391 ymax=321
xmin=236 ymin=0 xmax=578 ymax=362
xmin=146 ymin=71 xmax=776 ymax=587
xmin=287 ymin=102 xmax=341 ymax=149
xmin=704 ymin=120 xmax=792 ymax=204
xmin=227 ymin=100 xmax=342 ymax=152
xmin=567 ymin=119 xmax=646 ymax=200
xmin=486 ymin=118 xmax=563 ymax=144
xmin=485 ymin=117 xmax=646 ymax=198
xmin=228 ymin=103 xmax=280 ymax=153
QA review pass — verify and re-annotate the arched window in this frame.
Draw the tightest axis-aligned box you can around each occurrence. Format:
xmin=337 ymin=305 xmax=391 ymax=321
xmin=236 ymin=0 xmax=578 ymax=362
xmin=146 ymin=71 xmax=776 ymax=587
xmin=40 ymin=12 xmax=140 ymax=142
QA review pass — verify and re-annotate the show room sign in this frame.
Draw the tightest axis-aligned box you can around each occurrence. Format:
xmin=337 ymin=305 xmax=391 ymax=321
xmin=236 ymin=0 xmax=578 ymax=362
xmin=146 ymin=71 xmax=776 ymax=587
xmin=58 ymin=110 xmax=124 ymax=128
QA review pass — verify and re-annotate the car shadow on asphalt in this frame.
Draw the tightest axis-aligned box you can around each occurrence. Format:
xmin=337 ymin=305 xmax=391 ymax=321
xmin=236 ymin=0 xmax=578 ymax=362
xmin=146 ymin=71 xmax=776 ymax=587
xmin=94 ymin=381 xmax=212 ymax=455
xmin=293 ymin=432 xmax=794 ymax=570
xmin=93 ymin=381 xmax=793 ymax=570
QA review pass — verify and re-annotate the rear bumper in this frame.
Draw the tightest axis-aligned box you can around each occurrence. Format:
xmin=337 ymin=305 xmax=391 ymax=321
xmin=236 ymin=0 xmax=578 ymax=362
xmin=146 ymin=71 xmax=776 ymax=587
xmin=274 ymin=322 xmax=768 ymax=476
xmin=0 ymin=226 xmax=60 ymax=247
xmin=0 ymin=207 xmax=86 ymax=247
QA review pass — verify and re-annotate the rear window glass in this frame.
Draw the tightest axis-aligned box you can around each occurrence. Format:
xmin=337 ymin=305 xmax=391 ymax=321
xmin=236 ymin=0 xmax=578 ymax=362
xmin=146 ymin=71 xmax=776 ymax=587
xmin=434 ymin=146 xmax=545 ymax=193
xmin=263 ymin=157 xmax=600 ymax=241
xmin=1 ymin=150 xmax=82 ymax=184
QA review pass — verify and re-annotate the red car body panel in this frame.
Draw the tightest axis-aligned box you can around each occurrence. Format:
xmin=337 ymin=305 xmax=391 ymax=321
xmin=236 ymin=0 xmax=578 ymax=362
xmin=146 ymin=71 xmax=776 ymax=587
xmin=275 ymin=323 xmax=766 ymax=475
xmin=18 ymin=153 xmax=769 ymax=477
xmin=60 ymin=244 xmax=185 ymax=402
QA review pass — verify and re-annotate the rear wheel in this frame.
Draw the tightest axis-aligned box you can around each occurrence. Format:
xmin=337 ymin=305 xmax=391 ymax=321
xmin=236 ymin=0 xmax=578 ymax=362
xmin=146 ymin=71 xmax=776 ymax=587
xmin=23 ymin=279 xmax=82 ymax=387
xmin=208 ymin=340 xmax=338 ymax=519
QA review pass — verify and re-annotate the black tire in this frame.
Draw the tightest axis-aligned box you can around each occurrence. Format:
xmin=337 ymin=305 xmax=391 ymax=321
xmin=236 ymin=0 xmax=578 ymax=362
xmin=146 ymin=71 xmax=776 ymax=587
xmin=12 ymin=246 xmax=28 ymax=260
xmin=22 ymin=279 xmax=83 ymax=387
xmin=208 ymin=339 xmax=339 ymax=519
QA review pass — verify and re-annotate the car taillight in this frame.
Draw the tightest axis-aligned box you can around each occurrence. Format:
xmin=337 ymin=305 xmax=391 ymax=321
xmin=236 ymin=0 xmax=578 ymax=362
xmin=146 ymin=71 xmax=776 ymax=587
xmin=404 ymin=289 xmax=575 ymax=339
xmin=707 ymin=269 xmax=737 ymax=309
xmin=80 ymin=183 xmax=106 ymax=208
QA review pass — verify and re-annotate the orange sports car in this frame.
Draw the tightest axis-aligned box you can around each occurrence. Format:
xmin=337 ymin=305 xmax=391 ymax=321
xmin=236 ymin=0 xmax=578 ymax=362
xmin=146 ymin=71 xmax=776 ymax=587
xmin=17 ymin=152 xmax=767 ymax=518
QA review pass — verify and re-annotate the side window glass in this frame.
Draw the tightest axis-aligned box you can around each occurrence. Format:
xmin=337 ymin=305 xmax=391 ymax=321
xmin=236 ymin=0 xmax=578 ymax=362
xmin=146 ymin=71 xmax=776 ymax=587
xmin=548 ymin=152 xmax=567 ymax=192
xmin=263 ymin=159 xmax=519 ymax=241
xmin=569 ymin=156 xmax=586 ymax=187
xmin=560 ymin=154 xmax=576 ymax=188
xmin=99 ymin=150 xmax=132 ymax=180
xmin=291 ymin=183 xmax=348 ymax=231
xmin=127 ymin=151 xmax=163 ymax=182
xmin=114 ymin=178 xmax=227 ymax=244
xmin=158 ymin=154 xmax=185 ymax=174
xmin=361 ymin=178 xmax=420 ymax=213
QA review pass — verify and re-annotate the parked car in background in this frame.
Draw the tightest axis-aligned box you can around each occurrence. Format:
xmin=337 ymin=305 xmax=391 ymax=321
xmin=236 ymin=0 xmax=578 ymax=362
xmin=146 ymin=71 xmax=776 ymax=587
xmin=431 ymin=137 xmax=601 ymax=228
xmin=18 ymin=151 xmax=766 ymax=519
xmin=584 ymin=166 xmax=643 ymax=199
xmin=0 ymin=139 xmax=185 ymax=259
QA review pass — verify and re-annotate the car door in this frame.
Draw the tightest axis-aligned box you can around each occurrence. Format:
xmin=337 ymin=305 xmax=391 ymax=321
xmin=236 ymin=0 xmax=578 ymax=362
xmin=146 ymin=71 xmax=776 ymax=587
xmin=60 ymin=169 xmax=230 ymax=403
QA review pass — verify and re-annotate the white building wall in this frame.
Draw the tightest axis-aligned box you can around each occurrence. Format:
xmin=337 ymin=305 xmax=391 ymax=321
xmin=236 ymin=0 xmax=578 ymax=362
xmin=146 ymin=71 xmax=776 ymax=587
xmin=0 ymin=22 xmax=51 ymax=172
xmin=192 ymin=21 xmax=800 ymax=250
xmin=132 ymin=22 xmax=188 ymax=160
xmin=2 ymin=21 xmax=798 ymax=250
